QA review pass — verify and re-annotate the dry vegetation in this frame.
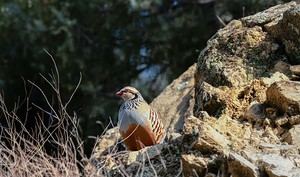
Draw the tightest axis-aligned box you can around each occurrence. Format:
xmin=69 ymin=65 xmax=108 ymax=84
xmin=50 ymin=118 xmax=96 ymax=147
xmin=0 ymin=51 xmax=85 ymax=177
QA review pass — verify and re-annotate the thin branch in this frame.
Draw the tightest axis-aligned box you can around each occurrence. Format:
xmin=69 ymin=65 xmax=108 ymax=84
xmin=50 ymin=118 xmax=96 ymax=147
xmin=64 ymin=72 xmax=82 ymax=109
xmin=27 ymin=80 xmax=59 ymax=119
xmin=43 ymin=49 xmax=60 ymax=92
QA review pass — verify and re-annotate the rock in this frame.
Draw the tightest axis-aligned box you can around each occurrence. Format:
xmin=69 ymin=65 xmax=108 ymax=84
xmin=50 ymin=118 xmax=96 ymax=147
xmin=181 ymin=154 xmax=207 ymax=177
xmin=194 ymin=4 xmax=296 ymax=118
xmin=238 ymin=80 xmax=268 ymax=106
xmin=183 ymin=116 xmax=230 ymax=154
xmin=260 ymin=72 xmax=289 ymax=87
xmin=258 ymin=154 xmax=300 ymax=177
xmin=240 ymin=150 xmax=259 ymax=163
xmin=195 ymin=1 xmax=300 ymax=122
xmin=126 ymin=144 xmax=165 ymax=165
xmin=273 ymin=60 xmax=291 ymax=76
xmin=290 ymin=65 xmax=300 ymax=76
xmin=194 ymin=126 xmax=230 ymax=155
xmin=291 ymin=75 xmax=300 ymax=81
xmin=151 ymin=63 xmax=196 ymax=134
xmin=241 ymin=150 xmax=300 ymax=176
xmin=205 ymin=173 xmax=217 ymax=177
xmin=194 ymin=82 xmax=226 ymax=117
xmin=262 ymin=127 xmax=280 ymax=144
xmin=282 ymin=124 xmax=300 ymax=146
xmin=167 ymin=132 xmax=183 ymax=143
xmin=241 ymin=2 xmax=297 ymax=27
xmin=244 ymin=101 xmax=265 ymax=123
xmin=183 ymin=116 xmax=202 ymax=137
xmin=279 ymin=5 xmax=300 ymax=64
xmin=258 ymin=143 xmax=296 ymax=155
xmin=265 ymin=107 xmax=278 ymax=119
xmin=196 ymin=23 xmax=276 ymax=89
xmin=241 ymin=151 xmax=300 ymax=177
xmin=91 ymin=127 xmax=120 ymax=158
xmin=266 ymin=81 xmax=300 ymax=116
xmin=228 ymin=152 xmax=260 ymax=177
xmin=263 ymin=118 xmax=271 ymax=127
xmin=265 ymin=4 xmax=300 ymax=64
xmin=289 ymin=115 xmax=300 ymax=125
xmin=197 ymin=111 xmax=211 ymax=121
xmin=274 ymin=116 xmax=289 ymax=126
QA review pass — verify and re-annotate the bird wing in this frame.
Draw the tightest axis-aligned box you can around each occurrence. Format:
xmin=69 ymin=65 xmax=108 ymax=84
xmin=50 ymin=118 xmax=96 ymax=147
xmin=149 ymin=109 xmax=165 ymax=143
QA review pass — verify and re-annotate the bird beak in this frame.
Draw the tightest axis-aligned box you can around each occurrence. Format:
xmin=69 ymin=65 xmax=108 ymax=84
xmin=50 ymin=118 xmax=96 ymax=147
xmin=116 ymin=90 xmax=122 ymax=96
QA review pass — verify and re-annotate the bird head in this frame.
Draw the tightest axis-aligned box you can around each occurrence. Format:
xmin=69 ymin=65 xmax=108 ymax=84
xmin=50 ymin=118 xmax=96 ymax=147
xmin=116 ymin=86 xmax=141 ymax=101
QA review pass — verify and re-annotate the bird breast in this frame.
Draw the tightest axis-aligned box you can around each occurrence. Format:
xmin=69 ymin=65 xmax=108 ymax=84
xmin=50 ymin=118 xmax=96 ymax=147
xmin=118 ymin=101 xmax=151 ymax=133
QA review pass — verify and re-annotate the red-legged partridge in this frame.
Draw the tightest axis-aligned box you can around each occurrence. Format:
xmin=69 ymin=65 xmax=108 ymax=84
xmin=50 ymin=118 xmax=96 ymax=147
xmin=116 ymin=86 xmax=165 ymax=151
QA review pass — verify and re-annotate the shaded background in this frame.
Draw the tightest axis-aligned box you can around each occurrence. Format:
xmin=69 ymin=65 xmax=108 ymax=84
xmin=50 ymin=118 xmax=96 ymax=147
xmin=0 ymin=0 xmax=291 ymax=155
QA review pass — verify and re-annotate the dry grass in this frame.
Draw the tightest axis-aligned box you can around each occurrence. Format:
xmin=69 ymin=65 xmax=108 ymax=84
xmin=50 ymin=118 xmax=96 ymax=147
xmin=0 ymin=50 xmax=85 ymax=177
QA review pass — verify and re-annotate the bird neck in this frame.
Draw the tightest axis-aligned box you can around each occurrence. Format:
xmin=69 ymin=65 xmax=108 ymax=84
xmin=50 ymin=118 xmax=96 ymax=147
xmin=129 ymin=93 xmax=143 ymax=101
xmin=122 ymin=94 xmax=145 ymax=110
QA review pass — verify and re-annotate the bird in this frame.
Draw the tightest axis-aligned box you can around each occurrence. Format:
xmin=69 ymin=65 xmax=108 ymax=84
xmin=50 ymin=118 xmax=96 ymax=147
xmin=116 ymin=86 xmax=165 ymax=151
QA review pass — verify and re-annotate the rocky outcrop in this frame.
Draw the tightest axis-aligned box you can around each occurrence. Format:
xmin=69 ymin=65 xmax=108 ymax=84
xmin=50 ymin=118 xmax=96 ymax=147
xmin=291 ymin=65 xmax=300 ymax=76
xmin=183 ymin=116 xmax=230 ymax=154
xmin=264 ymin=4 xmax=300 ymax=64
xmin=181 ymin=154 xmax=207 ymax=177
xmin=151 ymin=64 xmax=196 ymax=134
xmin=258 ymin=154 xmax=300 ymax=177
xmin=228 ymin=153 xmax=260 ymax=177
xmin=86 ymin=2 xmax=300 ymax=177
xmin=283 ymin=124 xmax=300 ymax=146
xmin=266 ymin=81 xmax=300 ymax=115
